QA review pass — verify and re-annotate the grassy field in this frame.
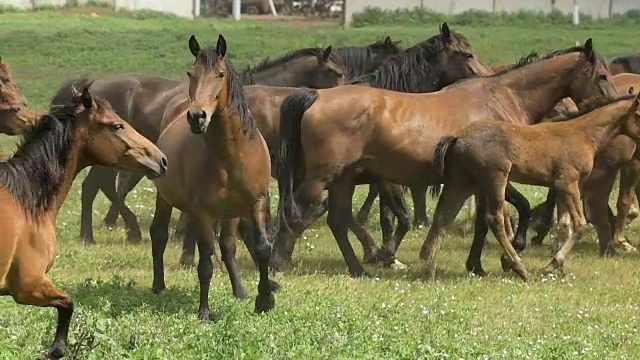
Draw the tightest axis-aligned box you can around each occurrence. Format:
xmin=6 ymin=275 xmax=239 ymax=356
xmin=2 ymin=7 xmax=640 ymax=359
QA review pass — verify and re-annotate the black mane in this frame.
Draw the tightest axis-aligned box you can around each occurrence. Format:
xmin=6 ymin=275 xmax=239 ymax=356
xmin=552 ymin=93 xmax=636 ymax=122
xmin=332 ymin=38 xmax=403 ymax=80
xmin=0 ymin=102 xmax=82 ymax=217
xmin=197 ymin=46 xmax=256 ymax=136
xmin=349 ymin=31 xmax=470 ymax=93
xmin=240 ymin=47 xmax=342 ymax=85
xmin=494 ymin=45 xmax=606 ymax=77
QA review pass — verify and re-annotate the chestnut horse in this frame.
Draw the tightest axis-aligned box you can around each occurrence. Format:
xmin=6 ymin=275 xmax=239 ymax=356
xmin=50 ymin=43 xmax=347 ymax=244
xmin=151 ymin=34 xmax=276 ymax=319
xmin=433 ymin=93 xmax=640 ymax=281
xmin=275 ymin=39 xmax=617 ymax=278
xmin=0 ymin=58 xmax=38 ymax=134
xmin=0 ymin=87 xmax=166 ymax=360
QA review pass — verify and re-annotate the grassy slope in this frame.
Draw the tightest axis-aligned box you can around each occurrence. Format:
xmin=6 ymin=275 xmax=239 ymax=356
xmin=1 ymin=9 xmax=640 ymax=359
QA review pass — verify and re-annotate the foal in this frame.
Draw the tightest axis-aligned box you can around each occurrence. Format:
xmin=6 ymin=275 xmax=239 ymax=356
xmin=0 ymin=87 xmax=166 ymax=360
xmin=433 ymin=93 xmax=640 ymax=280
xmin=0 ymin=58 xmax=38 ymax=134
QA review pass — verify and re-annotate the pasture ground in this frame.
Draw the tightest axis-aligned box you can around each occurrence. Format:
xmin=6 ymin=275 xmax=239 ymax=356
xmin=1 ymin=8 xmax=640 ymax=359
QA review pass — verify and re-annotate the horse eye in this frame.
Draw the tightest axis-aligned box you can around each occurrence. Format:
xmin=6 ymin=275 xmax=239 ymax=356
xmin=111 ymin=123 xmax=124 ymax=131
xmin=218 ymin=71 xmax=224 ymax=78
xmin=598 ymin=74 xmax=607 ymax=81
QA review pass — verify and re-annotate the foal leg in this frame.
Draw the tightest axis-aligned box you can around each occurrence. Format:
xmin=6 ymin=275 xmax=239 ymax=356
xmin=543 ymin=184 xmax=584 ymax=273
xmin=219 ymin=218 xmax=248 ymax=299
xmin=420 ymin=180 xmax=474 ymax=280
xmin=377 ymin=181 xmax=411 ymax=268
xmin=179 ymin=213 xmax=197 ymax=267
xmin=466 ymin=193 xmax=489 ymax=276
xmin=252 ymin=194 xmax=278 ymax=313
xmin=150 ymin=192 xmax=173 ymax=293
xmin=504 ymin=182 xmax=531 ymax=252
xmin=12 ymin=274 xmax=73 ymax=360
xmin=411 ymin=186 xmax=430 ymax=228
xmin=355 ymin=184 xmax=379 ymax=224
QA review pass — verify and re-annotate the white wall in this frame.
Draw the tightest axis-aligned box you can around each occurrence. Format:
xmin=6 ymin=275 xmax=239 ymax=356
xmin=0 ymin=0 xmax=196 ymax=18
xmin=344 ymin=0 xmax=640 ymax=27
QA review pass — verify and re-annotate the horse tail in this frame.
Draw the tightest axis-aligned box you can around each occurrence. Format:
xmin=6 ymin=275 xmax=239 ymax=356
xmin=49 ymin=77 xmax=94 ymax=107
xmin=276 ymin=88 xmax=319 ymax=230
xmin=429 ymin=135 xmax=458 ymax=199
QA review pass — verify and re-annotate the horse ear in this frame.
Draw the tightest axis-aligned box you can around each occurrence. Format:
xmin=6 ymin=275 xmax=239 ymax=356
xmin=322 ymin=46 xmax=332 ymax=62
xmin=70 ymin=84 xmax=81 ymax=97
xmin=583 ymin=38 xmax=594 ymax=62
xmin=629 ymin=86 xmax=635 ymax=95
xmin=80 ymin=86 xmax=94 ymax=109
xmin=216 ymin=34 xmax=227 ymax=59
xmin=440 ymin=22 xmax=451 ymax=42
xmin=189 ymin=35 xmax=201 ymax=58
xmin=384 ymin=36 xmax=392 ymax=45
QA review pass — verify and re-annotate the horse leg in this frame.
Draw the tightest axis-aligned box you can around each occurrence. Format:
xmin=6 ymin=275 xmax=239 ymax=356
xmin=99 ymin=169 xmax=142 ymax=243
xmin=612 ymin=164 xmax=640 ymax=252
xmin=327 ymin=175 xmax=368 ymax=277
xmin=271 ymin=179 xmax=326 ymax=271
xmin=179 ymin=213 xmax=197 ymax=267
xmin=104 ymin=171 xmax=143 ymax=229
xmin=481 ymin=172 xmax=528 ymax=281
xmin=150 ymin=192 xmax=173 ymax=293
xmin=355 ymin=184 xmax=378 ymax=224
xmin=12 ymin=269 xmax=73 ymax=359
xmin=376 ymin=181 xmax=411 ymax=269
xmin=411 ymin=186 xmax=430 ymax=228
xmin=190 ymin=212 xmax=217 ymax=321
xmin=542 ymin=183 xmax=584 ymax=273
xmin=420 ymin=179 xmax=474 ymax=280
xmin=79 ymin=166 xmax=104 ymax=244
xmin=584 ymin=185 xmax=616 ymax=257
xmin=466 ymin=192 xmax=489 ymax=276
xmin=252 ymin=194 xmax=278 ymax=314
xmin=505 ymin=183 xmax=531 ymax=252
xmin=531 ymin=188 xmax=557 ymax=246
xmin=218 ymin=218 xmax=248 ymax=299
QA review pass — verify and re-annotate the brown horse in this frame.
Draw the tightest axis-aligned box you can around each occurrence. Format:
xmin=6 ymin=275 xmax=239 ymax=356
xmin=0 ymin=87 xmax=166 ymax=360
xmin=433 ymin=93 xmax=640 ymax=281
xmin=50 ymin=43 xmax=347 ymax=244
xmin=0 ymin=58 xmax=38 ymax=134
xmin=150 ymin=34 xmax=276 ymax=319
xmin=274 ymin=39 xmax=616 ymax=278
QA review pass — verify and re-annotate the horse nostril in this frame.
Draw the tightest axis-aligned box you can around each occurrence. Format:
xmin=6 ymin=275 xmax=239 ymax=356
xmin=161 ymin=156 xmax=168 ymax=168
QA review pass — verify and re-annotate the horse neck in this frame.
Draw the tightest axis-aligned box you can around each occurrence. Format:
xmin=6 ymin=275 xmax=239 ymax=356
xmin=249 ymin=56 xmax=316 ymax=87
xmin=575 ymin=102 xmax=631 ymax=153
xmin=204 ymin=109 xmax=252 ymax=166
xmin=52 ymin=133 xmax=85 ymax=218
xmin=496 ymin=53 xmax=583 ymax=123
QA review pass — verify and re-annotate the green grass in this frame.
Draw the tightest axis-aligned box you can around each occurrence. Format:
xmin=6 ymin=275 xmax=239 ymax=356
xmin=1 ymin=8 xmax=640 ymax=359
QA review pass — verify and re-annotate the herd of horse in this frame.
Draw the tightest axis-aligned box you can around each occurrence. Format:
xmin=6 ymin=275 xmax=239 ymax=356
xmin=3 ymin=22 xmax=640 ymax=359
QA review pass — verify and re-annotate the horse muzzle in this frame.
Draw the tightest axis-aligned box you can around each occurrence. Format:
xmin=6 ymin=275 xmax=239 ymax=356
xmin=187 ymin=109 xmax=209 ymax=135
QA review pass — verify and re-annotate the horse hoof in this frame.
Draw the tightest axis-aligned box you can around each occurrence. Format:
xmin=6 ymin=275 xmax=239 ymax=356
xmin=269 ymin=279 xmax=281 ymax=292
xmin=81 ymin=239 xmax=97 ymax=246
xmin=254 ymin=292 xmax=275 ymax=314
xmin=355 ymin=212 xmax=368 ymax=225
xmin=500 ymin=255 xmax=513 ymax=272
xmin=234 ymin=288 xmax=249 ymax=300
xmin=616 ymin=240 xmax=638 ymax=253
xmin=179 ymin=254 xmax=196 ymax=267
xmin=389 ymin=259 xmax=408 ymax=271
xmin=151 ymin=283 xmax=166 ymax=294
xmin=198 ymin=308 xmax=211 ymax=321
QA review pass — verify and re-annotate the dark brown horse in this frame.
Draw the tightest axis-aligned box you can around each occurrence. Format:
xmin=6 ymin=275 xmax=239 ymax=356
xmin=609 ymin=54 xmax=640 ymax=75
xmin=150 ymin=34 xmax=276 ymax=319
xmin=274 ymin=40 xmax=616 ymax=278
xmin=0 ymin=87 xmax=166 ymax=360
xmin=433 ymin=93 xmax=640 ymax=281
xmin=0 ymin=58 xmax=38 ymax=135
xmin=50 ymin=44 xmax=348 ymax=245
